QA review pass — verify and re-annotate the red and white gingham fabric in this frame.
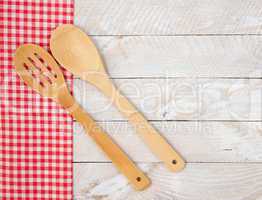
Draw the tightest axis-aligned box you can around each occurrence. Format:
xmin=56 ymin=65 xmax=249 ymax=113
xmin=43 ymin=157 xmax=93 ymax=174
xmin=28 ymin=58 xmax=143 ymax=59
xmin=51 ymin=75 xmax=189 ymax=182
xmin=0 ymin=0 xmax=74 ymax=199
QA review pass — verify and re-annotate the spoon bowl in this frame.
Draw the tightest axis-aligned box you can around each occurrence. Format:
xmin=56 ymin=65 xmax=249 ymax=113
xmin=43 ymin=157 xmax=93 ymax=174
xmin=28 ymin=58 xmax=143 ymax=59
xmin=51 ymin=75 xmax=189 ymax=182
xmin=50 ymin=24 xmax=106 ymax=77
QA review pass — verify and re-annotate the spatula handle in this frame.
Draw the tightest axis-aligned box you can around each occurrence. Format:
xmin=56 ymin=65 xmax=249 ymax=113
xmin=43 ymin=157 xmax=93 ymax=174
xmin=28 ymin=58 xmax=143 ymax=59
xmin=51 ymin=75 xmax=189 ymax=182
xmin=90 ymin=76 xmax=185 ymax=172
xmin=67 ymin=101 xmax=150 ymax=190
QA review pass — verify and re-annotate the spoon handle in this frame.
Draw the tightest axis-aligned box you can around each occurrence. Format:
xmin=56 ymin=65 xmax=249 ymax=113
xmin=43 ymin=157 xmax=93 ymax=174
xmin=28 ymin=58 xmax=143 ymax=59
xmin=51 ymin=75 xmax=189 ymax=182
xmin=93 ymin=77 xmax=185 ymax=172
xmin=66 ymin=99 xmax=150 ymax=190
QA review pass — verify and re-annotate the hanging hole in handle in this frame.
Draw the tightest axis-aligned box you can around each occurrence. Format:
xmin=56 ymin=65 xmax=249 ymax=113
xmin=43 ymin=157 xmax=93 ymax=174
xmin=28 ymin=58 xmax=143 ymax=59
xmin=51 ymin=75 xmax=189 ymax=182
xmin=172 ymin=159 xmax=177 ymax=164
xmin=136 ymin=177 xmax=141 ymax=182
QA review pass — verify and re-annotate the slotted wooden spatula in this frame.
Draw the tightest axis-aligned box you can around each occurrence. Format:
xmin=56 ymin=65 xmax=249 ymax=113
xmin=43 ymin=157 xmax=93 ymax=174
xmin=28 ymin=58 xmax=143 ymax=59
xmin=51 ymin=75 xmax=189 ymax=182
xmin=13 ymin=44 xmax=151 ymax=190
xmin=50 ymin=24 xmax=185 ymax=172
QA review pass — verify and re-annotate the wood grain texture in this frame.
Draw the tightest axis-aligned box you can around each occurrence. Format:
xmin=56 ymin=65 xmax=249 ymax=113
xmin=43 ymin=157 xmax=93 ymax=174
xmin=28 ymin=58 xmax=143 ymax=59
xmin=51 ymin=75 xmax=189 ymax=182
xmin=74 ymin=78 xmax=262 ymax=121
xmin=75 ymin=0 xmax=262 ymax=35
xmin=74 ymin=163 xmax=262 ymax=200
xmin=73 ymin=0 xmax=262 ymax=198
xmin=74 ymin=121 xmax=262 ymax=162
xmin=89 ymin=36 xmax=262 ymax=78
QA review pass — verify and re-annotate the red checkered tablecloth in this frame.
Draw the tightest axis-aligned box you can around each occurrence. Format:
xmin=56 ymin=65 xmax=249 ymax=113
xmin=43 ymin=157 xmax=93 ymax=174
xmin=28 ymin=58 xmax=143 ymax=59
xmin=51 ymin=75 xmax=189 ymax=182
xmin=0 ymin=0 xmax=74 ymax=199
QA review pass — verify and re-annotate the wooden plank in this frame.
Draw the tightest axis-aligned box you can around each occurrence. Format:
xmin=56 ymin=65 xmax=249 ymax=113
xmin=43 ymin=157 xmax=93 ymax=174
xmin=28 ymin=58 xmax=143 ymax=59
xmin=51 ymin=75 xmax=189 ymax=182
xmin=74 ymin=163 xmax=262 ymax=200
xmin=74 ymin=121 xmax=262 ymax=162
xmin=75 ymin=0 xmax=262 ymax=35
xmin=74 ymin=78 xmax=262 ymax=121
xmin=90 ymin=36 xmax=262 ymax=78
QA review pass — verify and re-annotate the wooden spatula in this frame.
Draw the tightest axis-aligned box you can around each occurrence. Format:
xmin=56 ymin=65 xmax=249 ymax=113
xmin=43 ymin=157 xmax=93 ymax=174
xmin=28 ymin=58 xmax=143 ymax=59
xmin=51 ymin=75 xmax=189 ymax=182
xmin=13 ymin=44 xmax=150 ymax=191
xmin=50 ymin=24 xmax=185 ymax=172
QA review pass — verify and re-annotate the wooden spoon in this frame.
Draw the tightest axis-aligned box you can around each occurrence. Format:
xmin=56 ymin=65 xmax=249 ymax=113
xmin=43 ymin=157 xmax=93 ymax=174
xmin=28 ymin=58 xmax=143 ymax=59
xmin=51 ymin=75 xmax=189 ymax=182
xmin=50 ymin=24 xmax=185 ymax=172
xmin=13 ymin=44 xmax=151 ymax=191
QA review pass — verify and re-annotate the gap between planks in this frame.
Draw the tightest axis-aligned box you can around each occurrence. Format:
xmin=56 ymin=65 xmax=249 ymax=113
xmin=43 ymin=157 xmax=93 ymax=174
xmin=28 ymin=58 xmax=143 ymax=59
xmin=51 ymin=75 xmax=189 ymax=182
xmin=82 ymin=34 xmax=262 ymax=36
xmin=72 ymin=161 xmax=262 ymax=164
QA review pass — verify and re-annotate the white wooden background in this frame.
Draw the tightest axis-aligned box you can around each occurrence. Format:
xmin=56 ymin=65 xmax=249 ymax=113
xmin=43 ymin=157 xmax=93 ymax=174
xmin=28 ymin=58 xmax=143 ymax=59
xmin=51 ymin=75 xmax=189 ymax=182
xmin=73 ymin=0 xmax=262 ymax=199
